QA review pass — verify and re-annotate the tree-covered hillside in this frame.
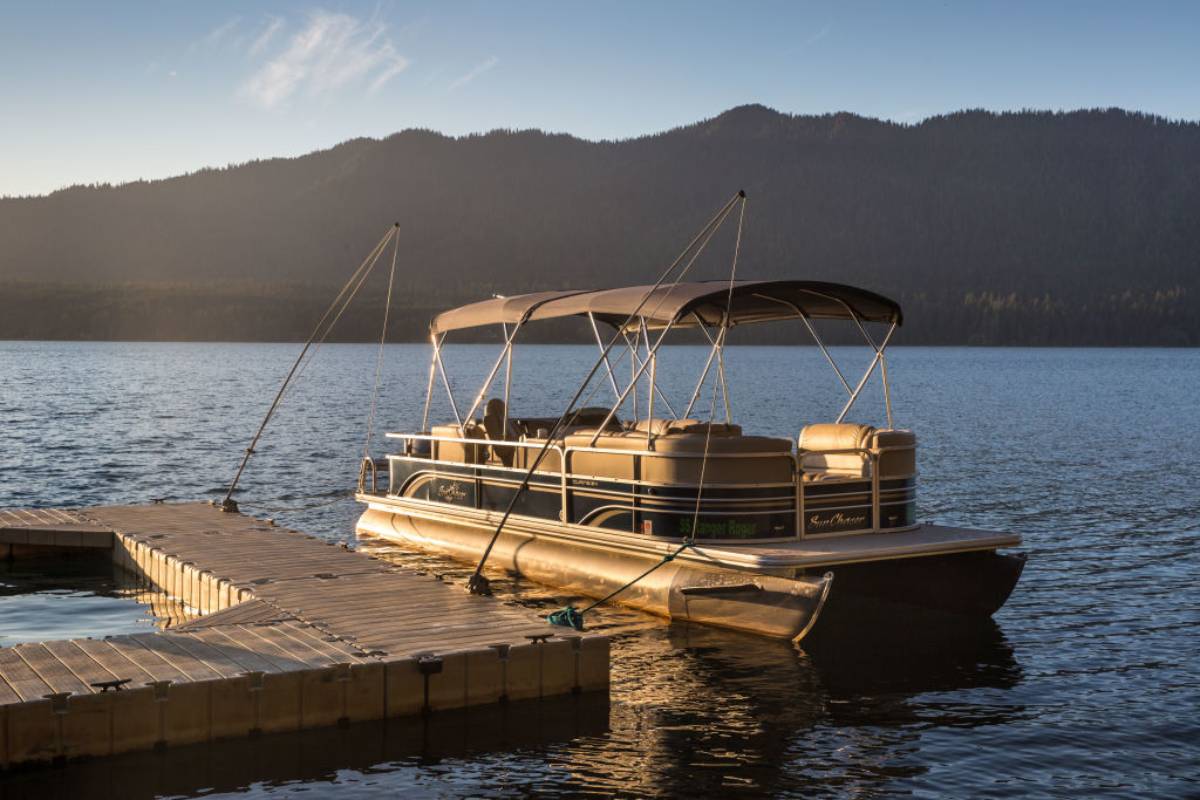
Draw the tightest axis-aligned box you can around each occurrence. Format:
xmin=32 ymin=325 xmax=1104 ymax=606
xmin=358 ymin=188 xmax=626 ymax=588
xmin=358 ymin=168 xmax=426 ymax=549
xmin=1 ymin=105 xmax=1196 ymax=344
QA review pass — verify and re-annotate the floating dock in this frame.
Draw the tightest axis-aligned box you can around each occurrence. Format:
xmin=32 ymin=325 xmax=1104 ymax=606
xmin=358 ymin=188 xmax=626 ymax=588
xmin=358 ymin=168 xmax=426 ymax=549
xmin=0 ymin=503 xmax=609 ymax=769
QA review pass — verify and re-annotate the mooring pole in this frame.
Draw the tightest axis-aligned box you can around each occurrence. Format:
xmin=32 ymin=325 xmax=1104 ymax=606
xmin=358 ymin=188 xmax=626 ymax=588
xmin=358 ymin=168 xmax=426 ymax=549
xmin=219 ymin=224 xmax=398 ymax=512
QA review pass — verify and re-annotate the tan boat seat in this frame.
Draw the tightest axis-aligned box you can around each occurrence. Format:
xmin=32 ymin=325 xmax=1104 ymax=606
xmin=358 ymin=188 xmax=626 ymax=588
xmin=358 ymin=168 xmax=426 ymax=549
xmin=630 ymin=418 xmax=743 ymax=437
xmin=430 ymin=422 xmax=487 ymax=464
xmin=873 ymin=428 xmax=917 ymax=478
xmin=798 ymin=423 xmax=873 ymax=477
xmin=798 ymin=423 xmax=917 ymax=479
xmin=564 ymin=429 xmax=793 ymax=484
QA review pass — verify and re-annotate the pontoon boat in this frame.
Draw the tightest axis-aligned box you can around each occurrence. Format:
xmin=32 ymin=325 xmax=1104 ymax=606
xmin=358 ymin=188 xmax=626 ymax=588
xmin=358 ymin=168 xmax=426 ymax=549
xmin=355 ymin=280 xmax=1025 ymax=641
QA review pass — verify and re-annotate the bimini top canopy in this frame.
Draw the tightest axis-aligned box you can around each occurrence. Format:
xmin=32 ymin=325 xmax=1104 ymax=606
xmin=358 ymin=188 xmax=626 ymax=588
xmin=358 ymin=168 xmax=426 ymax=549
xmin=430 ymin=280 xmax=902 ymax=335
xmin=430 ymin=289 xmax=593 ymax=335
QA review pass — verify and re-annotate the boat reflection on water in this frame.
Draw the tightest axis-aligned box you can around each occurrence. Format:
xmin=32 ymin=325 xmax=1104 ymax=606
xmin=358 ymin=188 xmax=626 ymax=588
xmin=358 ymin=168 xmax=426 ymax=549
xmin=600 ymin=618 xmax=1024 ymax=797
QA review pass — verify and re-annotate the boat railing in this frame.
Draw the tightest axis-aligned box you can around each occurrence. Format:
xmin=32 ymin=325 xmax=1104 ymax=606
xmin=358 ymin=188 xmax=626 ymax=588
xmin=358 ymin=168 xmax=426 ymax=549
xmin=378 ymin=431 xmax=916 ymax=540
xmin=357 ymin=457 xmax=391 ymax=495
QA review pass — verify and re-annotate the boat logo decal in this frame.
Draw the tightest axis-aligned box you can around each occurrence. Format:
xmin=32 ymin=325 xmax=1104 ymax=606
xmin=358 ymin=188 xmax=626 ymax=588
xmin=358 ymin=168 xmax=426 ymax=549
xmin=436 ymin=482 xmax=468 ymax=502
xmin=807 ymin=511 xmax=868 ymax=531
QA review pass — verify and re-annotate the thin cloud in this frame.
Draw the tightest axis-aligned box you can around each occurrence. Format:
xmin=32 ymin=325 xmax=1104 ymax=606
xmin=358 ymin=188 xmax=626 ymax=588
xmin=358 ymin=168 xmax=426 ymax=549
xmin=239 ymin=10 xmax=409 ymax=109
xmin=800 ymin=23 xmax=832 ymax=48
xmin=448 ymin=56 xmax=498 ymax=90
xmin=194 ymin=16 xmax=241 ymax=51
xmin=248 ymin=16 xmax=285 ymax=57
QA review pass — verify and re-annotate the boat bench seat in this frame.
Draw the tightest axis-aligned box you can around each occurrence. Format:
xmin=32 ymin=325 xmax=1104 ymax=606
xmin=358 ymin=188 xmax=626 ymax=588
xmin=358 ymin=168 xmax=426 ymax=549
xmin=430 ymin=423 xmax=488 ymax=464
xmin=798 ymin=423 xmax=916 ymax=480
xmin=564 ymin=428 xmax=793 ymax=484
xmin=629 ymin=418 xmax=743 ymax=437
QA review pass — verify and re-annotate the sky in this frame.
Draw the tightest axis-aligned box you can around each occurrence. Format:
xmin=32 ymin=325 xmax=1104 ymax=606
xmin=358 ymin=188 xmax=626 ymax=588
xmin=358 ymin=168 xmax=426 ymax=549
xmin=1 ymin=0 xmax=1197 ymax=197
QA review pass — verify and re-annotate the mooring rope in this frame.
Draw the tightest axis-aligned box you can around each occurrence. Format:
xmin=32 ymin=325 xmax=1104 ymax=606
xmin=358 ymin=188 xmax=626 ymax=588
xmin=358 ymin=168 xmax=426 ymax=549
xmin=547 ymin=194 xmax=748 ymax=631
xmin=465 ymin=191 xmax=745 ymax=596
xmin=547 ymin=376 xmax=721 ymax=631
xmin=363 ymin=228 xmax=401 ymax=459
xmin=219 ymin=224 xmax=398 ymax=512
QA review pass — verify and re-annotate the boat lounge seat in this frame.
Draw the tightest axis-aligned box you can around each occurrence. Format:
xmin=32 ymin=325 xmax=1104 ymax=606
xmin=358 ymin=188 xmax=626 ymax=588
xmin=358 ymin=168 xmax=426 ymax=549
xmin=798 ymin=423 xmax=917 ymax=480
xmin=630 ymin=418 xmax=743 ymax=437
xmin=565 ymin=428 xmax=793 ymax=484
xmin=430 ymin=422 xmax=487 ymax=464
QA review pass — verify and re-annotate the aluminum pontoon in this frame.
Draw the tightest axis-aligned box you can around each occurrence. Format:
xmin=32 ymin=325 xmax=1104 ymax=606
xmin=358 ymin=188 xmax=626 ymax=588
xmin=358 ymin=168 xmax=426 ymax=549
xmin=355 ymin=279 xmax=1025 ymax=641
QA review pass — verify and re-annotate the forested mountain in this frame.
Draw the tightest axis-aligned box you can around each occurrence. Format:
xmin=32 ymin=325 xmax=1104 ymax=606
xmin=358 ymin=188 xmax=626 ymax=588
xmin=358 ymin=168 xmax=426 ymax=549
xmin=1 ymin=105 xmax=1196 ymax=344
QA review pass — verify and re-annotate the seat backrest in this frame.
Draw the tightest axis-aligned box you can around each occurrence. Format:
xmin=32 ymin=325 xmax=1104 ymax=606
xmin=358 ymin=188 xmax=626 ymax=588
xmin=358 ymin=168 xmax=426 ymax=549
xmin=431 ymin=422 xmax=487 ymax=464
xmin=482 ymin=398 xmax=518 ymax=467
xmin=631 ymin=418 xmax=744 ymax=437
xmin=872 ymin=429 xmax=917 ymax=478
xmin=798 ymin=423 xmax=875 ymax=478
xmin=798 ymin=423 xmax=875 ymax=453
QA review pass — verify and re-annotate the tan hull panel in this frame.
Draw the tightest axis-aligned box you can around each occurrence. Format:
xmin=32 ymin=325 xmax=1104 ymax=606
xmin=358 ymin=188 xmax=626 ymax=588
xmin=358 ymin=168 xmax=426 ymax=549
xmin=356 ymin=506 xmax=831 ymax=641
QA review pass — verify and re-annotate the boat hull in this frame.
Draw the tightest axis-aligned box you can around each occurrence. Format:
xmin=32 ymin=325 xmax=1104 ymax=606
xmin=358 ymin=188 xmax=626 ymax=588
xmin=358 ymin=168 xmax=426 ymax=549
xmin=805 ymin=550 xmax=1026 ymax=631
xmin=356 ymin=505 xmax=832 ymax=641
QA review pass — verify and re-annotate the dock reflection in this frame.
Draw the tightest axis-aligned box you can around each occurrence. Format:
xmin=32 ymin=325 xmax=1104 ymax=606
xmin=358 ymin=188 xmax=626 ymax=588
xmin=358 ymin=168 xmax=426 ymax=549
xmin=0 ymin=693 xmax=611 ymax=800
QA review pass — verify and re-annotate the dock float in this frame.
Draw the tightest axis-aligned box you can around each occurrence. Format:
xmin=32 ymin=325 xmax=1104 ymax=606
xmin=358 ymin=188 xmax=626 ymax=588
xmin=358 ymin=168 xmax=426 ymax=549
xmin=0 ymin=503 xmax=609 ymax=769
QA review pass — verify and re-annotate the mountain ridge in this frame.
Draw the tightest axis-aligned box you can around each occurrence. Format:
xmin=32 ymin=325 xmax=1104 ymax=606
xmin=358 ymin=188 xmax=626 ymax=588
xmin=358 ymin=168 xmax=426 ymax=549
xmin=1 ymin=105 xmax=1196 ymax=344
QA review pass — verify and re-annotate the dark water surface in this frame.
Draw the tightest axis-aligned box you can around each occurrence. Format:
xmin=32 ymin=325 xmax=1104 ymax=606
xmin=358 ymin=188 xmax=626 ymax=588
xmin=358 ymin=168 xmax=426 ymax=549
xmin=1 ymin=342 xmax=1197 ymax=798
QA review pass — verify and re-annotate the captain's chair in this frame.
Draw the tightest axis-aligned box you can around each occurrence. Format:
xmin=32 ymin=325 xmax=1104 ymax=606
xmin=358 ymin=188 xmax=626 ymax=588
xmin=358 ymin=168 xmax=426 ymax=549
xmin=483 ymin=398 xmax=520 ymax=466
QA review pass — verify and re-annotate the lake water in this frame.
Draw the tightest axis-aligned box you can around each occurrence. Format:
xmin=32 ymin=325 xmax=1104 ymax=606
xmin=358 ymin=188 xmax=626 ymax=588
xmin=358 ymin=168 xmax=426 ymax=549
xmin=0 ymin=342 xmax=1197 ymax=798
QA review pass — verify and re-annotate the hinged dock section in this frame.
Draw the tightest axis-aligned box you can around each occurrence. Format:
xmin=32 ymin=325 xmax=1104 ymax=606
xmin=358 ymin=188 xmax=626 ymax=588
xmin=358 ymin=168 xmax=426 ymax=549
xmin=0 ymin=503 xmax=609 ymax=768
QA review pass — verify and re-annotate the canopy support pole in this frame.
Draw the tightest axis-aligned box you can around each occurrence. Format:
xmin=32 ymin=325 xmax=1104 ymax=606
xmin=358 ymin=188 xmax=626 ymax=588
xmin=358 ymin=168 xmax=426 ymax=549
xmin=848 ymin=316 xmax=896 ymax=429
xmin=640 ymin=318 xmax=679 ymax=419
xmin=588 ymin=318 xmax=678 ymax=446
xmin=421 ymin=334 xmax=440 ymax=432
xmin=502 ymin=323 xmax=514 ymax=434
xmin=433 ymin=335 xmax=463 ymax=428
xmin=800 ymin=314 xmax=853 ymax=396
xmin=749 ymin=292 xmax=854 ymax=396
xmin=684 ymin=316 xmax=723 ymax=419
xmin=836 ymin=322 xmax=897 ymax=424
xmin=589 ymin=313 xmax=621 ymax=399
xmin=462 ymin=321 xmax=524 ymax=424
xmin=715 ymin=323 xmax=732 ymax=423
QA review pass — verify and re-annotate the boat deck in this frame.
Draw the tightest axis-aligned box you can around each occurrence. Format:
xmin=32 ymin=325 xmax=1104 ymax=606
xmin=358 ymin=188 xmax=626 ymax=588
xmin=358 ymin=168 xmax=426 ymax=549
xmin=696 ymin=524 xmax=1022 ymax=569
xmin=0 ymin=502 xmax=608 ymax=769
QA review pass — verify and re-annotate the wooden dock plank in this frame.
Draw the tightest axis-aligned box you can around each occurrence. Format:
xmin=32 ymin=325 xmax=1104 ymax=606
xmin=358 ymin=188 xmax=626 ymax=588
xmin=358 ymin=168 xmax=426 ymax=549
xmin=42 ymin=640 xmax=118 ymax=690
xmin=103 ymin=635 xmax=191 ymax=684
xmin=12 ymin=644 xmax=93 ymax=696
xmin=0 ymin=667 xmax=23 ymax=704
xmin=127 ymin=633 xmax=223 ymax=682
xmin=185 ymin=628 xmax=285 ymax=675
xmin=0 ymin=647 xmax=57 ymax=701
xmin=159 ymin=633 xmax=253 ymax=679
xmin=242 ymin=624 xmax=336 ymax=667
xmin=270 ymin=622 xmax=364 ymax=663
xmin=221 ymin=624 xmax=326 ymax=669
xmin=72 ymin=638 xmax=157 ymax=685
xmin=198 ymin=626 xmax=309 ymax=673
